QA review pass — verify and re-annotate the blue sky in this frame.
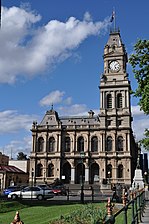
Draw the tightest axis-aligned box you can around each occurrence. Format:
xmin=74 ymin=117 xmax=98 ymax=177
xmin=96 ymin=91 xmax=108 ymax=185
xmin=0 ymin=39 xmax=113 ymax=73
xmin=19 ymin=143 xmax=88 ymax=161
xmin=0 ymin=0 xmax=149 ymax=158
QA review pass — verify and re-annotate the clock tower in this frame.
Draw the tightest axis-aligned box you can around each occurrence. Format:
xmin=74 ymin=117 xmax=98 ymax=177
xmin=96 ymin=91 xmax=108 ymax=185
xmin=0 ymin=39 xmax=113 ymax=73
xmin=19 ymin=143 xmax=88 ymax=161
xmin=99 ymin=29 xmax=136 ymax=185
xmin=99 ymin=29 xmax=131 ymax=123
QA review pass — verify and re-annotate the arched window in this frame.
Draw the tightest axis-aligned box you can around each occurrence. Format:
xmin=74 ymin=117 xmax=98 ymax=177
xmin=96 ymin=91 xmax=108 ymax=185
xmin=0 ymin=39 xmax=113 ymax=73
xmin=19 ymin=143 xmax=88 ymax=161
xmin=117 ymin=164 xmax=123 ymax=178
xmin=91 ymin=136 xmax=98 ymax=152
xmin=77 ymin=136 xmax=84 ymax=152
xmin=49 ymin=137 xmax=55 ymax=152
xmin=117 ymin=136 xmax=123 ymax=151
xmin=117 ymin=93 xmax=122 ymax=108
xmin=37 ymin=137 xmax=44 ymax=152
xmin=107 ymin=164 xmax=112 ymax=178
xmin=65 ymin=137 xmax=71 ymax=152
xmin=48 ymin=164 xmax=54 ymax=177
xmin=106 ymin=136 xmax=112 ymax=151
xmin=36 ymin=164 xmax=43 ymax=177
xmin=107 ymin=94 xmax=112 ymax=109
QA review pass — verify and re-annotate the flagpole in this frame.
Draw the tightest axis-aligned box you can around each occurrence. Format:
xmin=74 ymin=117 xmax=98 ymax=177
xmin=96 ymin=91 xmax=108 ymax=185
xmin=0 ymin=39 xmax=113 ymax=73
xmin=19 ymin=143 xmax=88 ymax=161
xmin=113 ymin=8 xmax=116 ymax=31
xmin=0 ymin=0 xmax=1 ymax=28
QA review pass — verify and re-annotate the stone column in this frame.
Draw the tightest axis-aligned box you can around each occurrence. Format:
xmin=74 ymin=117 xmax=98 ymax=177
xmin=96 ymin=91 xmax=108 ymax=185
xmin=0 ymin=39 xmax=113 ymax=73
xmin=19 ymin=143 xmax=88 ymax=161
xmin=71 ymin=167 xmax=75 ymax=184
xmin=32 ymin=132 xmax=36 ymax=153
xmin=57 ymin=133 xmax=61 ymax=152
xmin=101 ymin=132 xmax=105 ymax=152
xmin=127 ymin=133 xmax=130 ymax=152
xmin=100 ymin=91 xmax=103 ymax=108
xmin=85 ymin=167 xmax=89 ymax=184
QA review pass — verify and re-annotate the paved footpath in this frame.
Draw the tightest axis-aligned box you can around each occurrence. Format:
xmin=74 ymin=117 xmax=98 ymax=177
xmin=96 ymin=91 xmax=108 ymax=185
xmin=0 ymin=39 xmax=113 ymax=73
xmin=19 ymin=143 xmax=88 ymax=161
xmin=140 ymin=192 xmax=149 ymax=224
xmin=140 ymin=200 xmax=149 ymax=224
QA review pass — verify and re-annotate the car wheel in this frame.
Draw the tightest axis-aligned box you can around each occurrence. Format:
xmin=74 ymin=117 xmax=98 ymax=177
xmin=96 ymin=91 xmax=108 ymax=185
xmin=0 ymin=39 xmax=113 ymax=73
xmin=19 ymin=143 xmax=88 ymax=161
xmin=37 ymin=194 xmax=43 ymax=200
xmin=11 ymin=194 xmax=18 ymax=200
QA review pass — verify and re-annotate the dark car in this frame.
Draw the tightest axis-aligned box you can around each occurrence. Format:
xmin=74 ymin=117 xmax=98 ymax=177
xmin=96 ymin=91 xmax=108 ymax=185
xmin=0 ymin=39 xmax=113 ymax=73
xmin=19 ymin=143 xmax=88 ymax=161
xmin=3 ymin=186 xmax=20 ymax=196
xmin=49 ymin=185 xmax=67 ymax=196
xmin=36 ymin=184 xmax=51 ymax=190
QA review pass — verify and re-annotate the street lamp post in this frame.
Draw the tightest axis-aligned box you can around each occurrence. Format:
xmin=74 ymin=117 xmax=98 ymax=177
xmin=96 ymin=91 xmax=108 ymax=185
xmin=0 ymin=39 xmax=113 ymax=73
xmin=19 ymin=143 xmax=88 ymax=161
xmin=43 ymin=169 xmax=46 ymax=183
xmin=144 ymin=171 xmax=148 ymax=184
xmin=108 ymin=171 xmax=111 ymax=184
xmin=31 ymin=168 xmax=34 ymax=187
xmin=80 ymin=151 xmax=85 ymax=203
xmin=31 ymin=168 xmax=34 ymax=200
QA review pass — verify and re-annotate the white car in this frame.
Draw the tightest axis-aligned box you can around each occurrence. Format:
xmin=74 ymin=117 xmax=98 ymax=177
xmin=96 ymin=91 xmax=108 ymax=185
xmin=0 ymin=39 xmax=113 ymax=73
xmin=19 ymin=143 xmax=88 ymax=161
xmin=8 ymin=186 xmax=54 ymax=200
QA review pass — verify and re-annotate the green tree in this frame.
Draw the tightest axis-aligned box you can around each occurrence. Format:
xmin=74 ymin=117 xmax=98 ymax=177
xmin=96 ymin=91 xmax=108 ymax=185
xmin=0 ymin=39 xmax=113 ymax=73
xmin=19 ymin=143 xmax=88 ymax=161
xmin=17 ymin=152 xmax=28 ymax=160
xmin=129 ymin=39 xmax=149 ymax=150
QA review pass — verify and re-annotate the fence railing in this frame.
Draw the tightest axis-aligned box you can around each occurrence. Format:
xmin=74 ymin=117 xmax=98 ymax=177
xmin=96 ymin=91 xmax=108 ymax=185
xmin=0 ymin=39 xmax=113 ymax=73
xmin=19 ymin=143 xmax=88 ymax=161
xmin=104 ymin=188 xmax=146 ymax=224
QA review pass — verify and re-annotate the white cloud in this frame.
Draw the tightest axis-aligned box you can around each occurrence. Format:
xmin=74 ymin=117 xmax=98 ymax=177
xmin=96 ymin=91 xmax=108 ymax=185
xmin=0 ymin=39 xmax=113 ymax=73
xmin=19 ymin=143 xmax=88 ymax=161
xmin=133 ymin=116 xmax=149 ymax=141
xmin=131 ymin=105 xmax=144 ymax=116
xmin=0 ymin=6 xmax=111 ymax=84
xmin=0 ymin=110 xmax=38 ymax=133
xmin=64 ymin=97 xmax=72 ymax=105
xmin=0 ymin=109 xmax=37 ymax=159
xmin=1 ymin=136 xmax=32 ymax=159
xmin=58 ymin=104 xmax=88 ymax=116
xmin=83 ymin=12 xmax=92 ymax=22
xmin=39 ymin=90 xmax=65 ymax=106
xmin=131 ymin=105 xmax=149 ymax=141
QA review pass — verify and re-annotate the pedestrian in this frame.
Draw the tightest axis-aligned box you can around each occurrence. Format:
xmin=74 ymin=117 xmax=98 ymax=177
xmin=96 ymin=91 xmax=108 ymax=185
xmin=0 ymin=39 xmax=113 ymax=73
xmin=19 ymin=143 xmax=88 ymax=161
xmin=111 ymin=184 xmax=117 ymax=202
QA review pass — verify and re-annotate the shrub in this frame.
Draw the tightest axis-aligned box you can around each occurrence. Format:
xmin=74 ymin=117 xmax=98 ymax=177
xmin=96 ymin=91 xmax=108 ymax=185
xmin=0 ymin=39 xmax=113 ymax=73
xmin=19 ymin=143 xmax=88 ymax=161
xmin=49 ymin=203 xmax=106 ymax=224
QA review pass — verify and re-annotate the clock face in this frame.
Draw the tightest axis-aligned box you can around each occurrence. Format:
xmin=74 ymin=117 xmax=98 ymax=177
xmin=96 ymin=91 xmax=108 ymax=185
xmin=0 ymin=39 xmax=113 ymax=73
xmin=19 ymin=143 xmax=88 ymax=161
xmin=109 ymin=61 xmax=120 ymax=72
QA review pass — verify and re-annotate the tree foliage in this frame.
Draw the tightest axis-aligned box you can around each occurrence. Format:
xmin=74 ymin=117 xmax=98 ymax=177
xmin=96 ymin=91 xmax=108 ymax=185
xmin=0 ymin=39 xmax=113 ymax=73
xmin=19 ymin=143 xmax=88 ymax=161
xmin=17 ymin=152 xmax=28 ymax=160
xmin=129 ymin=39 xmax=149 ymax=150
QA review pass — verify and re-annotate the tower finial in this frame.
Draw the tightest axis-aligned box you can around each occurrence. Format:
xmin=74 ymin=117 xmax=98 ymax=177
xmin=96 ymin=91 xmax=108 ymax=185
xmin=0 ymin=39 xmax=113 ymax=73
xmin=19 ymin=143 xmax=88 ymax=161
xmin=110 ymin=8 xmax=116 ymax=32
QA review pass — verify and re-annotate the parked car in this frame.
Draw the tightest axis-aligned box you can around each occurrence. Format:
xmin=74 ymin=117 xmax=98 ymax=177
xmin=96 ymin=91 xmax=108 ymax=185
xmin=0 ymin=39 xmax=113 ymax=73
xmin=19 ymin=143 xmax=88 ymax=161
xmin=3 ymin=186 xmax=21 ymax=196
xmin=36 ymin=184 xmax=51 ymax=190
xmin=49 ymin=185 xmax=67 ymax=196
xmin=8 ymin=186 xmax=55 ymax=200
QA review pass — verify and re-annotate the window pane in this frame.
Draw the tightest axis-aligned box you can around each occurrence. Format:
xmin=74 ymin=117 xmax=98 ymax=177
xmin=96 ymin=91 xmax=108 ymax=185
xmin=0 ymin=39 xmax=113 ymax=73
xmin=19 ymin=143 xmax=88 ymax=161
xmin=106 ymin=136 xmax=112 ymax=151
xmin=118 ymin=165 xmax=123 ymax=178
xmin=49 ymin=137 xmax=55 ymax=152
xmin=77 ymin=137 xmax=84 ymax=152
xmin=37 ymin=137 xmax=44 ymax=152
xmin=65 ymin=137 xmax=70 ymax=152
xmin=48 ymin=164 xmax=54 ymax=177
xmin=91 ymin=137 xmax=98 ymax=152
xmin=117 ymin=93 xmax=122 ymax=108
xmin=107 ymin=94 xmax=112 ymax=108
xmin=117 ymin=136 xmax=123 ymax=151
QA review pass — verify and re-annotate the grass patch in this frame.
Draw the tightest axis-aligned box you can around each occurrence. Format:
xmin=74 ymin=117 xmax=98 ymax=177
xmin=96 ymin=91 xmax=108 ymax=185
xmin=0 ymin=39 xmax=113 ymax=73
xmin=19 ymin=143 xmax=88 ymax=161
xmin=112 ymin=204 xmax=133 ymax=224
xmin=0 ymin=200 xmax=28 ymax=213
xmin=0 ymin=200 xmax=106 ymax=224
xmin=0 ymin=200 xmax=133 ymax=224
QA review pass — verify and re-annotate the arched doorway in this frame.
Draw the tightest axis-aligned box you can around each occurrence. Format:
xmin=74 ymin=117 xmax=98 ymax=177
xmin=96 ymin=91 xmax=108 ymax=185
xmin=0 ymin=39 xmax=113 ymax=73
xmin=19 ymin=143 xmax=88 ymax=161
xmin=75 ymin=163 xmax=85 ymax=184
xmin=90 ymin=163 xmax=99 ymax=184
xmin=62 ymin=162 xmax=71 ymax=184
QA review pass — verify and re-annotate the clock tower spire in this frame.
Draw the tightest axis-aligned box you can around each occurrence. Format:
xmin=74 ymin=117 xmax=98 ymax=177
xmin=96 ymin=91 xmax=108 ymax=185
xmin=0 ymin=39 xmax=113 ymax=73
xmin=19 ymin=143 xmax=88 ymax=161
xmin=103 ymin=29 xmax=128 ymax=81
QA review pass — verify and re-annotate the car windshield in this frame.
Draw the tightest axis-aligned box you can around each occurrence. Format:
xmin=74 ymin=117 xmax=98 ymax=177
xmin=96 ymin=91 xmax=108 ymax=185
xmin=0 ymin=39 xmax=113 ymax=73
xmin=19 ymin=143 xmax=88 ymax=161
xmin=7 ymin=187 xmax=15 ymax=189
xmin=22 ymin=186 xmax=41 ymax=192
xmin=37 ymin=185 xmax=50 ymax=190
xmin=6 ymin=186 xmax=19 ymax=190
